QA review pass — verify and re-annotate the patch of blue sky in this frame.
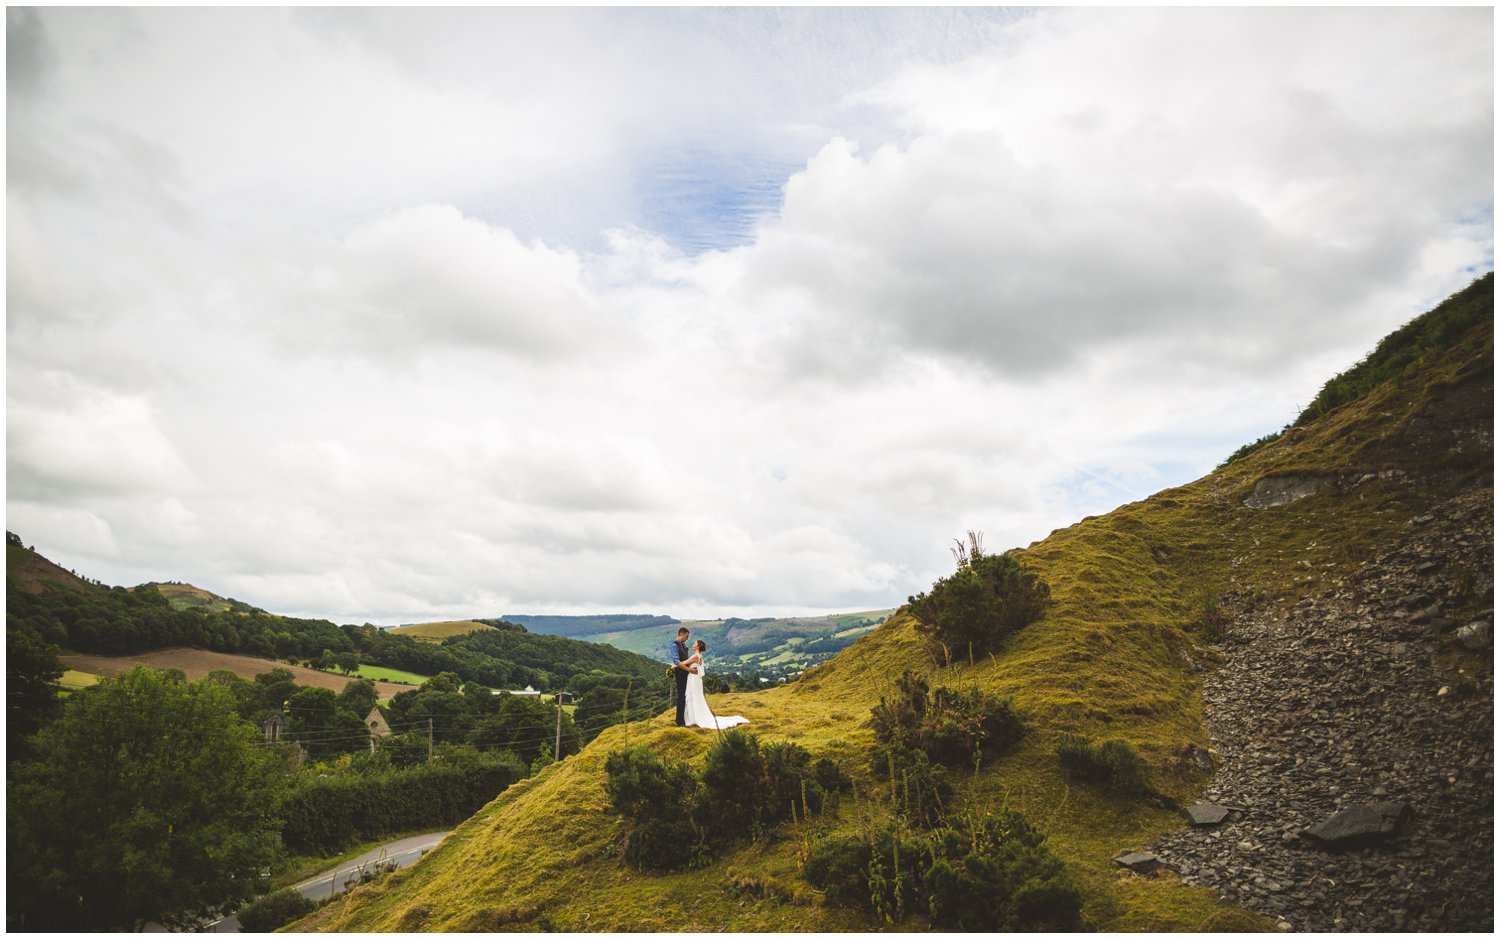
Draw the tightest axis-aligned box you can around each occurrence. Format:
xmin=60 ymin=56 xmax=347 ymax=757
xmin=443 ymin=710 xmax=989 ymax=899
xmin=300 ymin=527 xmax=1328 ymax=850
xmin=1051 ymin=451 xmax=1221 ymax=518
xmin=1458 ymin=200 xmax=1494 ymax=273
xmin=634 ymin=151 xmax=803 ymax=255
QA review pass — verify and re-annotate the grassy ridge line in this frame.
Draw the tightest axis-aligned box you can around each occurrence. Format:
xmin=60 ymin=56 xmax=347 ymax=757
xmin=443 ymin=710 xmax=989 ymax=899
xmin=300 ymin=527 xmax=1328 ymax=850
xmin=297 ymin=315 xmax=1489 ymax=932
xmin=1224 ymin=272 xmax=1492 ymax=466
xmin=386 ymin=621 xmax=495 ymax=643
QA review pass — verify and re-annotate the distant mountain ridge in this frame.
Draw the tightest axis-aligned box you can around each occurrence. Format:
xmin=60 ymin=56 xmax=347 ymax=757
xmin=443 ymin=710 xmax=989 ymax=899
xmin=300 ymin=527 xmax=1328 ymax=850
xmin=496 ymin=613 xmax=679 ymax=638
xmin=503 ymin=609 xmax=896 ymax=679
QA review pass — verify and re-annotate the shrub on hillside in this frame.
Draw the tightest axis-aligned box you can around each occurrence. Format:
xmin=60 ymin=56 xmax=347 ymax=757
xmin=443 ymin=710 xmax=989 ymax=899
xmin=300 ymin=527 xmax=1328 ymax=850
xmin=236 ymin=888 xmax=317 ymax=932
xmin=872 ymin=670 xmax=1026 ymax=771
xmin=803 ymin=811 xmax=1082 ymax=930
xmin=813 ymin=757 xmax=854 ymax=798
xmin=606 ymin=735 xmax=847 ymax=870
xmin=870 ymin=743 xmax=951 ymax=829
xmin=923 ymin=812 xmax=1083 ymax=930
xmin=907 ymin=549 xmax=1050 ymax=661
xmin=1056 ymin=734 xmax=1146 ymax=796
xmin=603 ymin=745 xmax=701 ymax=870
xmin=695 ymin=731 xmax=833 ymax=841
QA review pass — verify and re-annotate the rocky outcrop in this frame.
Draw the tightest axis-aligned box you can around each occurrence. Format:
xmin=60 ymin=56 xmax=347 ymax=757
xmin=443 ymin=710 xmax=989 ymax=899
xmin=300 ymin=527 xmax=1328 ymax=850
xmin=1151 ymin=486 xmax=1494 ymax=932
xmin=1243 ymin=475 xmax=1335 ymax=509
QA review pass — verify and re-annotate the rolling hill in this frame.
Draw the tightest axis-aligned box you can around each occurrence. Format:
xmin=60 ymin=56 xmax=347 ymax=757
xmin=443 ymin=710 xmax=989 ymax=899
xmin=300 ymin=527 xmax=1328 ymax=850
xmin=387 ymin=620 xmax=499 ymax=643
xmin=505 ymin=609 xmax=896 ymax=680
xmin=293 ymin=276 xmax=1492 ymax=931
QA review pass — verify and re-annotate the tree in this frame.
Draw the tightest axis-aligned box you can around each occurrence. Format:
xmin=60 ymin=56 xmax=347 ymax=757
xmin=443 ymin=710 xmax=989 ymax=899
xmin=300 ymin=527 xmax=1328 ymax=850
xmin=247 ymin=667 xmax=297 ymax=721
xmin=6 ymin=627 xmax=65 ymax=761
xmin=7 ymin=668 xmax=286 ymax=930
xmin=424 ymin=671 xmax=464 ymax=694
xmin=335 ymin=651 xmax=360 ymax=675
xmin=336 ymin=678 xmax=378 ymax=719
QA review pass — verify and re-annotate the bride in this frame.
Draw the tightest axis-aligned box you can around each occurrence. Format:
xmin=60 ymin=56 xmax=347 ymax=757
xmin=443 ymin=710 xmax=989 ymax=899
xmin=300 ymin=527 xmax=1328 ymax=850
xmin=682 ymin=640 xmax=749 ymax=730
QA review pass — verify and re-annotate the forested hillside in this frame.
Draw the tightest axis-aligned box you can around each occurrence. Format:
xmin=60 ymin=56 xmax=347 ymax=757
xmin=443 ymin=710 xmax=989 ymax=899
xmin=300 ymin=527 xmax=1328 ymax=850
xmin=5 ymin=549 xmax=661 ymax=694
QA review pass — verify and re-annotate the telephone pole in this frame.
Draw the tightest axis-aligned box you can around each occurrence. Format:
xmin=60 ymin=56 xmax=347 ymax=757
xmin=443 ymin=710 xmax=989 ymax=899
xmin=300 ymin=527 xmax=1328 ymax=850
xmin=427 ymin=718 xmax=433 ymax=764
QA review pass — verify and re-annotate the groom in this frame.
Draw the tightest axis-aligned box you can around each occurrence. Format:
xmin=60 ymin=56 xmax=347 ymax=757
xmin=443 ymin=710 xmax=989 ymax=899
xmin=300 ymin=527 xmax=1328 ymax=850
xmin=669 ymin=626 xmax=695 ymax=726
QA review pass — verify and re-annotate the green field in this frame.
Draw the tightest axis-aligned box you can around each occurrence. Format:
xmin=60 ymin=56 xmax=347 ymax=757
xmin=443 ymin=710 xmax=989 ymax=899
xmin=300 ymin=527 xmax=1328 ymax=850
xmin=354 ymin=664 xmax=434 ymax=685
xmin=59 ymin=669 xmax=99 ymax=690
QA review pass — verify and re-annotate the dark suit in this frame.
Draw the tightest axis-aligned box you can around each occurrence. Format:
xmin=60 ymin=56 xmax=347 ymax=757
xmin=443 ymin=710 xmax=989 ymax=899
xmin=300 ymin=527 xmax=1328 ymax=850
xmin=671 ymin=638 xmax=690 ymax=726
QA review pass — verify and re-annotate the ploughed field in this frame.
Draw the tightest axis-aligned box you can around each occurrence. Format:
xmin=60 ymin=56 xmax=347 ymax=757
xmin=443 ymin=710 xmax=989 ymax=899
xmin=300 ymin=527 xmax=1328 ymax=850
xmin=58 ymin=647 xmax=412 ymax=699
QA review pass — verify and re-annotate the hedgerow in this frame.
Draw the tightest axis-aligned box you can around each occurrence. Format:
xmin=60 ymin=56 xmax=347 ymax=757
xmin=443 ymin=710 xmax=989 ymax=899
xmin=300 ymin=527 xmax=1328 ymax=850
xmin=279 ymin=755 xmax=525 ymax=853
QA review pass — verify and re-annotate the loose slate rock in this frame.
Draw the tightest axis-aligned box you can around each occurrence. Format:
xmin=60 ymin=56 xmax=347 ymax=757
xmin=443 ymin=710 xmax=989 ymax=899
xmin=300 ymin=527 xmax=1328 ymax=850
xmin=1114 ymin=851 xmax=1166 ymax=874
xmin=1301 ymin=803 xmax=1412 ymax=850
xmin=1456 ymin=620 xmax=1491 ymax=651
xmin=1185 ymin=744 xmax=1216 ymax=773
xmin=1185 ymin=803 xmax=1232 ymax=826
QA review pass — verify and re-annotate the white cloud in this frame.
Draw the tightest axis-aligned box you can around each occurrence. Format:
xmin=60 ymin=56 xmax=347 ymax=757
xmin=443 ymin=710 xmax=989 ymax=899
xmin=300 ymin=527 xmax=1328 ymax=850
xmin=6 ymin=7 xmax=1491 ymax=623
xmin=300 ymin=205 xmax=606 ymax=360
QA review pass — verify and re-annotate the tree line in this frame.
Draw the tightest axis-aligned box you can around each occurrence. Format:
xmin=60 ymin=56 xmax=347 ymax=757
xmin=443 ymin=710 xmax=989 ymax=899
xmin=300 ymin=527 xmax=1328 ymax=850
xmin=3 ymin=638 xmax=658 ymax=930
xmin=6 ymin=550 xmax=665 ymax=694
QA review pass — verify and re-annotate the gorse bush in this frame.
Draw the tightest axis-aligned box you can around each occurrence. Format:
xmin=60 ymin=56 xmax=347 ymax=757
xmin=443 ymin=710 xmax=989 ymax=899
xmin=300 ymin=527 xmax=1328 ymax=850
xmin=870 ymin=743 xmax=951 ymax=829
xmin=872 ymin=670 xmax=1026 ymax=771
xmin=802 ymin=811 xmax=1083 ymax=930
xmin=605 ymin=732 xmax=845 ymax=871
xmin=236 ymin=888 xmax=317 ymax=932
xmin=603 ymin=745 xmax=700 ymax=870
xmin=907 ymin=548 xmax=1050 ymax=661
xmin=1056 ymin=734 xmax=1147 ymax=796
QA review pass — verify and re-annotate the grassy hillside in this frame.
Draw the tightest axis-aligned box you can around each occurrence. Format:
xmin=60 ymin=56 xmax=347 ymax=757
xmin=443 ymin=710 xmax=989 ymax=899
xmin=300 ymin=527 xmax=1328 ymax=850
xmin=141 ymin=582 xmax=239 ymax=613
xmin=388 ymin=620 xmax=497 ymax=643
xmin=5 ymin=535 xmax=96 ymax=596
xmin=294 ymin=283 xmax=1490 ymax=932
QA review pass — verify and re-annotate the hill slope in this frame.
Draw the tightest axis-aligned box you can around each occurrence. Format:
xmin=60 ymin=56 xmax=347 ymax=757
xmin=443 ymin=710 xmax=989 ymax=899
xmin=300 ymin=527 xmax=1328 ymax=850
xmin=294 ymin=280 xmax=1491 ymax=932
xmin=5 ymin=535 xmax=96 ymax=596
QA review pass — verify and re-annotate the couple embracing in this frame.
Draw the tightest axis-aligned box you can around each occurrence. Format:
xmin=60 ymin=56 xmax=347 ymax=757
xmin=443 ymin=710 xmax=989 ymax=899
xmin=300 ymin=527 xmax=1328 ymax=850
xmin=669 ymin=626 xmax=749 ymax=730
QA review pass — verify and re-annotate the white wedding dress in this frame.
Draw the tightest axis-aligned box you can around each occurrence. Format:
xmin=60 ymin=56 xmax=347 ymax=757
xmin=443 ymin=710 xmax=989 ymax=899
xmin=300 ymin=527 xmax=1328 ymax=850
xmin=683 ymin=658 xmax=749 ymax=730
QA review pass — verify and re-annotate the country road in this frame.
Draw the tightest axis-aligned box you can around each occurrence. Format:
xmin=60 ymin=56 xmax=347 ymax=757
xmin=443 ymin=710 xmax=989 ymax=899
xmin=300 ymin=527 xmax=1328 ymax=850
xmin=192 ymin=830 xmax=453 ymax=932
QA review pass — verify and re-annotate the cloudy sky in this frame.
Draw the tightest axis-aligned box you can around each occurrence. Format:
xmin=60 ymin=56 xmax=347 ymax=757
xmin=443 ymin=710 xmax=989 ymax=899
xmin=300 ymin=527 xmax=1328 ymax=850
xmin=7 ymin=6 xmax=1493 ymax=625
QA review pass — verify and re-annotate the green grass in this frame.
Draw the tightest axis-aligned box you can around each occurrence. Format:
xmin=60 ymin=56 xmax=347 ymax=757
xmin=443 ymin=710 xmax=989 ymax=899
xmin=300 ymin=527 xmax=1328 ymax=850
xmin=59 ymin=669 xmax=100 ymax=690
xmin=295 ymin=315 xmax=1490 ymax=933
xmin=144 ymin=582 xmax=235 ymax=613
xmin=354 ymin=665 xmax=433 ymax=686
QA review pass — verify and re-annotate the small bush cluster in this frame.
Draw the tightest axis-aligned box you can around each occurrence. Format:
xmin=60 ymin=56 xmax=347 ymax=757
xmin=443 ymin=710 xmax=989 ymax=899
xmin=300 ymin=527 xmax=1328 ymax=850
xmin=604 ymin=731 xmax=849 ymax=871
xmin=802 ymin=811 xmax=1082 ymax=930
xmin=236 ymin=888 xmax=317 ymax=932
xmin=1192 ymin=593 xmax=1226 ymax=643
xmin=907 ymin=549 xmax=1050 ymax=661
xmin=870 ymin=743 xmax=951 ymax=829
xmin=1056 ymin=733 xmax=1146 ymax=795
xmin=872 ymin=670 xmax=1026 ymax=770
xmin=279 ymin=754 xmax=525 ymax=853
